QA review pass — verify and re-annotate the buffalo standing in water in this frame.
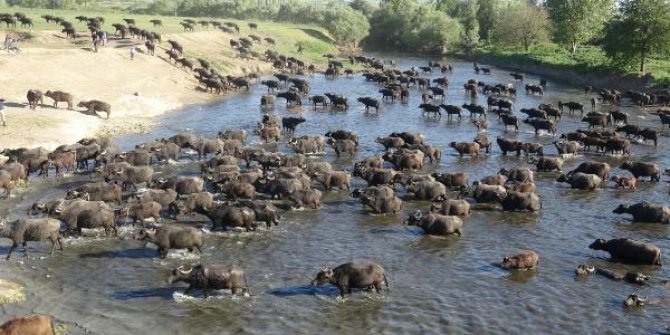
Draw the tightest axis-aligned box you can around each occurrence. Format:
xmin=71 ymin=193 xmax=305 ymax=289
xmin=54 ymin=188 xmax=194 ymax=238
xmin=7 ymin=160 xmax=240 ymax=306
xmin=311 ymin=262 xmax=389 ymax=297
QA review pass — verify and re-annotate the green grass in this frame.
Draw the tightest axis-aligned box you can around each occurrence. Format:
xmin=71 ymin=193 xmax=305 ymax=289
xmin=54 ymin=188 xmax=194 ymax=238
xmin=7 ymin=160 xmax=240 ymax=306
xmin=465 ymin=42 xmax=670 ymax=85
xmin=0 ymin=6 xmax=338 ymax=63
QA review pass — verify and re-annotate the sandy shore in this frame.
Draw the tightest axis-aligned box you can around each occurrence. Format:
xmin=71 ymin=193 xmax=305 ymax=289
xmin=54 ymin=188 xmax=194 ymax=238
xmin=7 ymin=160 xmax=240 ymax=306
xmin=0 ymin=30 xmax=273 ymax=150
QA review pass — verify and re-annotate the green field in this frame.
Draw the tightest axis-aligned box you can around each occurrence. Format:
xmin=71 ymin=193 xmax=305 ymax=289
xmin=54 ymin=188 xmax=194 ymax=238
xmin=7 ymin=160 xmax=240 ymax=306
xmin=0 ymin=6 xmax=338 ymax=64
xmin=469 ymin=43 xmax=670 ymax=85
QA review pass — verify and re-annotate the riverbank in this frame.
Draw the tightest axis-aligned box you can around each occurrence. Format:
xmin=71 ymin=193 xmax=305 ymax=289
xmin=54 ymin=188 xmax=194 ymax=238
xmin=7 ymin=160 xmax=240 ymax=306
xmin=454 ymin=44 xmax=670 ymax=91
xmin=0 ymin=13 xmax=337 ymax=150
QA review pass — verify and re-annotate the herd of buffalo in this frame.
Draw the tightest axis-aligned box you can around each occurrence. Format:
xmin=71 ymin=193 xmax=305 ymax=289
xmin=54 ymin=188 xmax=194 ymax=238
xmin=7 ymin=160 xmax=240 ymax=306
xmin=2 ymin=14 xmax=670 ymax=332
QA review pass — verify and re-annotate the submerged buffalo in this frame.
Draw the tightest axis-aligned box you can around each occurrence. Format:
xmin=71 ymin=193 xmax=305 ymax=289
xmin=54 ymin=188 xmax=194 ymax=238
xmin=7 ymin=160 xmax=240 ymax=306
xmin=311 ymin=262 xmax=389 ymax=297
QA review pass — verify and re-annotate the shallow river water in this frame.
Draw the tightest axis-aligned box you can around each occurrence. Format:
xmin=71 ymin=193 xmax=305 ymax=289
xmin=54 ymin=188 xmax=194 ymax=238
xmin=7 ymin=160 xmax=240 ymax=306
xmin=1 ymin=57 xmax=669 ymax=334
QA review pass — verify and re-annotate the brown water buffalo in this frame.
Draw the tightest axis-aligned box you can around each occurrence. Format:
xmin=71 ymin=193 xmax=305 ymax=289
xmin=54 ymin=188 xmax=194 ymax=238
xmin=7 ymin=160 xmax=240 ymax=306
xmin=496 ymin=137 xmax=522 ymax=155
xmin=450 ymin=142 xmax=479 ymax=157
xmin=136 ymin=226 xmax=203 ymax=258
xmin=571 ymin=161 xmax=610 ymax=180
xmin=406 ymin=180 xmax=447 ymax=201
xmin=314 ymin=171 xmax=351 ymax=191
xmin=430 ymin=199 xmax=470 ymax=216
xmin=0 ymin=314 xmax=54 ymax=335
xmin=610 ymin=176 xmax=637 ymax=190
xmin=311 ymin=262 xmax=388 ymax=297
xmin=499 ymin=191 xmax=541 ymax=212
xmin=351 ymin=185 xmax=401 ymax=214
xmin=44 ymin=90 xmax=73 ymax=109
xmin=431 ymin=172 xmax=468 ymax=190
xmin=556 ymin=172 xmax=602 ymax=190
xmin=0 ymin=218 xmax=63 ymax=260
xmin=120 ymin=201 xmax=162 ymax=227
xmin=405 ymin=210 xmax=463 ymax=236
xmin=500 ymin=250 xmax=539 ymax=270
xmin=527 ymin=157 xmax=563 ymax=172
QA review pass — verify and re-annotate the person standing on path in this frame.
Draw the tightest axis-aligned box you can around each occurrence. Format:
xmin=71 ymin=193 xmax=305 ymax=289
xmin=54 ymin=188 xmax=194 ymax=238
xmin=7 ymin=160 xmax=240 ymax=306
xmin=0 ymin=98 xmax=6 ymax=127
xmin=129 ymin=45 xmax=136 ymax=60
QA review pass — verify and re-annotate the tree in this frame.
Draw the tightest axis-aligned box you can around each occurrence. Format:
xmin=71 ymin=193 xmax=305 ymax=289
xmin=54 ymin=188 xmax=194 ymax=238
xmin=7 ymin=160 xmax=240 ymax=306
xmin=546 ymin=0 xmax=614 ymax=54
xmin=476 ymin=0 xmax=496 ymax=44
xmin=323 ymin=6 xmax=371 ymax=48
xmin=492 ymin=1 xmax=550 ymax=52
xmin=603 ymin=0 xmax=670 ymax=72
xmin=458 ymin=0 xmax=480 ymax=53
xmin=349 ymin=0 xmax=378 ymax=18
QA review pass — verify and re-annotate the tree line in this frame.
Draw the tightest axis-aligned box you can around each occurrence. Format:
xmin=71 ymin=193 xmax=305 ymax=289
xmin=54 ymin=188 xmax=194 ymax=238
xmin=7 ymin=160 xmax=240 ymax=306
xmin=5 ymin=0 xmax=670 ymax=73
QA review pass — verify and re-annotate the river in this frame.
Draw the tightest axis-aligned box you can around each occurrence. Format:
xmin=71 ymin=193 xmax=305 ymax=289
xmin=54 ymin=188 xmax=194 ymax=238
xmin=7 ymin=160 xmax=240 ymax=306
xmin=0 ymin=57 xmax=668 ymax=334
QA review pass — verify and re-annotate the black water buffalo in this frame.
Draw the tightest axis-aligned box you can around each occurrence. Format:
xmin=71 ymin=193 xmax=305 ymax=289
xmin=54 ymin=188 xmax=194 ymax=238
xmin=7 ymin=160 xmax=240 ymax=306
xmin=169 ymin=264 xmax=248 ymax=297
xmin=311 ymin=262 xmax=388 ymax=297
xmin=589 ymin=238 xmax=662 ymax=266
xmin=430 ymin=199 xmax=470 ymax=216
xmin=613 ymin=201 xmax=670 ymax=223
xmin=431 ymin=172 xmax=468 ymax=190
xmin=527 ymin=157 xmax=563 ymax=172
xmin=359 ymin=97 xmax=380 ymax=112
xmin=619 ymin=161 xmax=660 ymax=182
xmin=26 ymin=89 xmax=43 ymax=110
xmin=496 ymin=137 xmax=522 ymax=155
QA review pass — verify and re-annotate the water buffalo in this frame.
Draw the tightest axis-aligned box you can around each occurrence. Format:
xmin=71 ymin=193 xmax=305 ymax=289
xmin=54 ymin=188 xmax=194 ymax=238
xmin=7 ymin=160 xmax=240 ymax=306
xmin=44 ymin=90 xmax=73 ymax=109
xmin=610 ymin=176 xmax=637 ymax=190
xmin=375 ymin=136 xmax=404 ymax=150
xmin=498 ymin=168 xmax=534 ymax=183
xmin=571 ymin=161 xmax=610 ymax=180
xmin=200 ymin=204 xmax=256 ymax=231
xmin=136 ymin=226 xmax=203 ymax=258
xmin=26 ymin=89 xmax=43 ymax=110
xmin=556 ymin=172 xmax=602 ymax=190
xmin=66 ymin=181 xmax=122 ymax=204
xmin=389 ymin=132 xmax=424 ymax=145
xmin=554 ymin=141 xmax=580 ymax=155
xmin=496 ymin=137 xmax=522 ymax=155
xmin=325 ymin=130 xmax=358 ymax=145
xmin=430 ymin=199 xmax=470 ymax=216
xmin=120 ymin=201 xmax=162 ymax=227
xmin=326 ymin=138 xmax=357 ymax=158
xmin=171 ymin=192 xmax=213 ymax=215
xmin=613 ymin=201 xmax=670 ymax=223
xmin=619 ymin=161 xmax=660 ymax=182
xmin=311 ymin=262 xmax=388 ymax=297
xmin=154 ymin=176 xmax=204 ymax=195
xmin=500 ymin=250 xmax=539 ymax=270
xmin=288 ymin=189 xmax=322 ymax=209
xmin=169 ymin=264 xmax=248 ymax=297
xmin=314 ymin=171 xmax=351 ymax=191
xmin=405 ymin=180 xmax=447 ymax=201
xmin=405 ymin=210 xmax=463 ymax=236
xmin=0 ymin=218 xmax=63 ymax=260
xmin=0 ymin=314 xmax=54 ymax=335
xmin=589 ymin=238 xmax=662 ymax=266
xmin=351 ymin=185 xmax=402 ymax=214
xmin=382 ymin=150 xmax=424 ymax=170
xmin=527 ymin=157 xmax=563 ymax=172
xmin=77 ymin=100 xmax=111 ymax=118
xmin=432 ymin=172 xmax=468 ymax=190
xmin=450 ymin=142 xmax=480 ymax=157
xmin=499 ymin=191 xmax=541 ymax=212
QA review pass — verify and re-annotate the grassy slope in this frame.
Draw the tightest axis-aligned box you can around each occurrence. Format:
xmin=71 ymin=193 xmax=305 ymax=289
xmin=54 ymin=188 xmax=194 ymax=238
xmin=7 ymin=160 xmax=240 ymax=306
xmin=467 ymin=43 xmax=670 ymax=85
xmin=0 ymin=6 xmax=337 ymax=64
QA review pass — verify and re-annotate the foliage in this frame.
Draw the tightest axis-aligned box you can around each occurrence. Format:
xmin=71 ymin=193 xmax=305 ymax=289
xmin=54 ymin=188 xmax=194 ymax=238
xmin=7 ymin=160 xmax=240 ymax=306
xmin=322 ymin=6 xmax=370 ymax=47
xmin=492 ymin=1 xmax=550 ymax=52
xmin=476 ymin=0 xmax=495 ymax=43
xmin=546 ymin=0 xmax=614 ymax=54
xmin=349 ymin=0 xmax=377 ymax=19
xmin=365 ymin=5 xmax=461 ymax=53
xmin=457 ymin=0 xmax=479 ymax=53
xmin=603 ymin=0 xmax=670 ymax=72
